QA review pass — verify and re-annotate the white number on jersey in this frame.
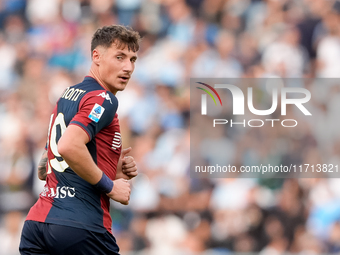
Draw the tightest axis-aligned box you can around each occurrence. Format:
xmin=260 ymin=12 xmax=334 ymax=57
xmin=47 ymin=113 xmax=69 ymax=173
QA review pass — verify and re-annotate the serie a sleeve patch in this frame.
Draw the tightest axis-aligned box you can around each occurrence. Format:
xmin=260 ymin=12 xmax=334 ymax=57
xmin=88 ymin=103 xmax=105 ymax=123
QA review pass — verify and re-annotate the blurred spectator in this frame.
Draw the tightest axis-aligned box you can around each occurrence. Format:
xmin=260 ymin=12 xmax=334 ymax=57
xmin=0 ymin=211 xmax=25 ymax=255
xmin=262 ymin=26 xmax=309 ymax=77
xmin=316 ymin=3 xmax=340 ymax=77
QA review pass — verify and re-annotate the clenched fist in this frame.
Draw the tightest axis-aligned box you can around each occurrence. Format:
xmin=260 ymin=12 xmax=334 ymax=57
xmin=107 ymin=178 xmax=131 ymax=205
xmin=117 ymin=147 xmax=138 ymax=180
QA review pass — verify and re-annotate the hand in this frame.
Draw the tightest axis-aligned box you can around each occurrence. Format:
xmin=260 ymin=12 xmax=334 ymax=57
xmin=107 ymin=178 xmax=131 ymax=205
xmin=121 ymin=147 xmax=138 ymax=179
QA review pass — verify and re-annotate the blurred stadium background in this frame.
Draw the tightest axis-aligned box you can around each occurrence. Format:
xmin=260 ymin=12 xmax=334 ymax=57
xmin=1 ymin=0 xmax=340 ymax=254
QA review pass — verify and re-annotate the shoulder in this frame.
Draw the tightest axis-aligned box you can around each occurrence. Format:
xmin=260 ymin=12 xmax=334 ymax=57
xmin=83 ymin=90 xmax=118 ymax=112
xmin=83 ymin=90 xmax=118 ymax=123
xmin=97 ymin=91 xmax=118 ymax=106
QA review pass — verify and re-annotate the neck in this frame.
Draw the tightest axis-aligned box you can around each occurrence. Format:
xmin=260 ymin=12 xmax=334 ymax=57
xmin=87 ymin=65 xmax=117 ymax=95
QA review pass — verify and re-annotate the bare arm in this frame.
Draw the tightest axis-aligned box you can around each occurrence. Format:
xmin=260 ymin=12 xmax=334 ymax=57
xmin=58 ymin=125 xmax=130 ymax=204
xmin=58 ymin=125 xmax=102 ymax=185
xmin=38 ymin=151 xmax=48 ymax=181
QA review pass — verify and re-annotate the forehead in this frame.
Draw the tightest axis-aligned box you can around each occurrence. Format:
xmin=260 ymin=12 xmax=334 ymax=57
xmin=106 ymin=42 xmax=138 ymax=57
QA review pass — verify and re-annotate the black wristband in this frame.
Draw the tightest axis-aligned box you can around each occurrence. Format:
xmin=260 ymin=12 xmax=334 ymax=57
xmin=93 ymin=173 xmax=114 ymax=194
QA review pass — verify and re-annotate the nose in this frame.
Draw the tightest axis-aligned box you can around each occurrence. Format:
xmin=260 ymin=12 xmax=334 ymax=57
xmin=123 ymin=59 xmax=134 ymax=73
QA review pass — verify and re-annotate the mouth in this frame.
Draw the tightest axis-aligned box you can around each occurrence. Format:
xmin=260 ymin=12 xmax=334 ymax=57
xmin=118 ymin=76 xmax=130 ymax=83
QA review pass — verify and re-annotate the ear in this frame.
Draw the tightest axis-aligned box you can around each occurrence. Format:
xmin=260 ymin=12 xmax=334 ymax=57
xmin=92 ymin=48 xmax=101 ymax=66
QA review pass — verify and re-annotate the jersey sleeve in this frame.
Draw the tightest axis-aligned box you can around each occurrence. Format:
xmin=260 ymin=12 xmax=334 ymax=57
xmin=69 ymin=91 xmax=118 ymax=140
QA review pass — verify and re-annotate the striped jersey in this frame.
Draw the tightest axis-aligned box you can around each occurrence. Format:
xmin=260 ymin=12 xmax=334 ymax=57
xmin=26 ymin=76 xmax=121 ymax=234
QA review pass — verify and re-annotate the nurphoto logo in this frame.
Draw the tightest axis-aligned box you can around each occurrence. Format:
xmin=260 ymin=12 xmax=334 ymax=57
xmin=196 ymin=81 xmax=312 ymax=128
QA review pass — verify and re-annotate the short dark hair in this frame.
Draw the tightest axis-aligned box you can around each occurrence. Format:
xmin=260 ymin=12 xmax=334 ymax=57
xmin=91 ymin=25 xmax=141 ymax=54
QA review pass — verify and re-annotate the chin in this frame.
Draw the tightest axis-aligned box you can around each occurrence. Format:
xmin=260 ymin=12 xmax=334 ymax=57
xmin=110 ymin=81 xmax=127 ymax=92
xmin=115 ymin=86 xmax=126 ymax=92
xmin=116 ymin=84 xmax=127 ymax=92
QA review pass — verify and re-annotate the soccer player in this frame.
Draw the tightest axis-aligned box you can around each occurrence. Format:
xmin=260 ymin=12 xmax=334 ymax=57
xmin=19 ymin=25 xmax=140 ymax=255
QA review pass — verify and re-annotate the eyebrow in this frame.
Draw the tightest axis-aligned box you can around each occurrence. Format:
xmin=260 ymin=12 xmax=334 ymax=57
xmin=116 ymin=51 xmax=138 ymax=60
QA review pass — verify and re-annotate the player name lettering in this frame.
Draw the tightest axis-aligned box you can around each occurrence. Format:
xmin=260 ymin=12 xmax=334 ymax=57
xmin=61 ymin=87 xmax=86 ymax=102
xmin=41 ymin=186 xmax=76 ymax=198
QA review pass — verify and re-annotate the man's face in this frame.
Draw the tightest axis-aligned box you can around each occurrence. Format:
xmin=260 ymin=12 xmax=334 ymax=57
xmin=96 ymin=42 xmax=137 ymax=94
